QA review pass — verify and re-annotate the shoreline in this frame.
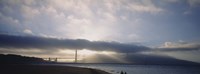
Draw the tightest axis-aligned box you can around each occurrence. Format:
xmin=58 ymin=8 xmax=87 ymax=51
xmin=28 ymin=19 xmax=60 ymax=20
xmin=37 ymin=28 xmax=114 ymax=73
xmin=0 ymin=64 xmax=111 ymax=74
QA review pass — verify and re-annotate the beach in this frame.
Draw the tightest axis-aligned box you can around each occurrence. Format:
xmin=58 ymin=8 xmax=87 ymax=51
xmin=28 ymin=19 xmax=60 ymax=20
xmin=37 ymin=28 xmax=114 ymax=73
xmin=0 ymin=64 xmax=110 ymax=74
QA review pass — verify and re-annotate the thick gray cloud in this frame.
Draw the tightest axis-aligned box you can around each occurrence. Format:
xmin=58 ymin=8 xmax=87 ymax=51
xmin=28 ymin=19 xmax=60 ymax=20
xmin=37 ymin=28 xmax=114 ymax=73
xmin=0 ymin=34 xmax=150 ymax=53
xmin=155 ymin=48 xmax=200 ymax=52
xmin=1 ymin=34 xmax=200 ymax=53
xmin=155 ymin=41 xmax=200 ymax=52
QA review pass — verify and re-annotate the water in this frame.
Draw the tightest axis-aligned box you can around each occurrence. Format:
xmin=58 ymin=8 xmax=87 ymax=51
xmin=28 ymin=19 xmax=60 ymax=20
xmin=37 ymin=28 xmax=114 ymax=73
xmin=54 ymin=64 xmax=200 ymax=74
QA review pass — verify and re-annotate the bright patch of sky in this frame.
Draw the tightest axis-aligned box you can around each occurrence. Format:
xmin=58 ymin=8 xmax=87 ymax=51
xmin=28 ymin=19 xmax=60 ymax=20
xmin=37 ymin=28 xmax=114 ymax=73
xmin=0 ymin=0 xmax=200 ymax=46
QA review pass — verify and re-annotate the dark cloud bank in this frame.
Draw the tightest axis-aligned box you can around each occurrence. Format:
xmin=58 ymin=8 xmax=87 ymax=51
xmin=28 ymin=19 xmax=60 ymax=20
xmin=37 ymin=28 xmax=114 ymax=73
xmin=0 ymin=34 xmax=150 ymax=53
xmin=0 ymin=34 xmax=200 ymax=53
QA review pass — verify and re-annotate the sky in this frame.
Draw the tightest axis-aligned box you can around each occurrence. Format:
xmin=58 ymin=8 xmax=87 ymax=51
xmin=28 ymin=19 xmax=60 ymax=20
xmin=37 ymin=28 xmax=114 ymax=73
xmin=0 ymin=0 xmax=200 ymax=63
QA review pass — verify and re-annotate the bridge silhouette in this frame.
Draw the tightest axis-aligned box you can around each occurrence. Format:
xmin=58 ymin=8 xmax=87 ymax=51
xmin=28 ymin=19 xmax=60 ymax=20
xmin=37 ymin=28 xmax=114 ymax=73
xmin=43 ymin=58 xmax=71 ymax=62
xmin=43 ymin=49 xmax=78 ymax=63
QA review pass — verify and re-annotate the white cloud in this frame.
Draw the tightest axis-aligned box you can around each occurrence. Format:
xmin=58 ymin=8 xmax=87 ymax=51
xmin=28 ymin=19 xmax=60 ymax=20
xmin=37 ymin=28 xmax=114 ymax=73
xmin=120 ymin=16 xmax=127 ymax=20
xmin=1 ymin=5 xmax=13 ymax=15
xmin=21 ymin=5 xmax=40 ymax=19
xmin=161 ymin=41 xmax=200 ymax=48
xmin=0 ymin=12 xmax=20 ymax=25
xmin=163 ymin=0 xmax=180 ymax=3
xmin=125 ymin=0 xmax=165 ymax=14
xmin=63 ymin=14 xmax=117 ymax=41
xmin=188 ymin=0 xmax=200 ymax=7
xmin=23 ymin=0 xmax=36 ymax=5
xmin=183 ymin=10 xmax=192 ymax=15
xmin=23 ymin=29 xmax=33 ymax=35
xmin=127 ymin=4 xmax=164 ymax=14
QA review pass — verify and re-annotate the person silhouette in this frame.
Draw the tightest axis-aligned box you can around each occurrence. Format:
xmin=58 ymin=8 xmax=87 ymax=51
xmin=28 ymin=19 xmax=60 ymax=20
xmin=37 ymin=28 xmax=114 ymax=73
xmin=124 ymin=72 xmax=127 ymax=74
xmin=120 ymin=71 xmax=124 ymax=74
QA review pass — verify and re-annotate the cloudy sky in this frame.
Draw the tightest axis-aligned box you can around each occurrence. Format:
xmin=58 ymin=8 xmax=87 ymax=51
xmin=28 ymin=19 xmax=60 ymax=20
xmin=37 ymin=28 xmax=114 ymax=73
xmin=0 ymin=0 xmax=200 ymax=63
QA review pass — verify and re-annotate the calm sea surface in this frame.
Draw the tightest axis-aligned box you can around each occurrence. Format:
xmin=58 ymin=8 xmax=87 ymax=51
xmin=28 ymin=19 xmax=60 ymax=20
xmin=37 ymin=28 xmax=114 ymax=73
xmin=54 ymin=64 xmax=200 ymax=74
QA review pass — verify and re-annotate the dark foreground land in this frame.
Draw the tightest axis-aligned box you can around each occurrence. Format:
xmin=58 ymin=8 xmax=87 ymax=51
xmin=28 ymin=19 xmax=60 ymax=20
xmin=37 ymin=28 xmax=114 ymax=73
xmin=0 ymin=64 xmax=110 ymax=74
xmin=0 ymin=54 xmax=110 ymax=74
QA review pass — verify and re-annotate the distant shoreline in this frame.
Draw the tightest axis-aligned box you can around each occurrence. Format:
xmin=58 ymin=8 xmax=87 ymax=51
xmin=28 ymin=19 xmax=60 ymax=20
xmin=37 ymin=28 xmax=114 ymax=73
xmin=0 ymin=64 xmax=111 ymax=74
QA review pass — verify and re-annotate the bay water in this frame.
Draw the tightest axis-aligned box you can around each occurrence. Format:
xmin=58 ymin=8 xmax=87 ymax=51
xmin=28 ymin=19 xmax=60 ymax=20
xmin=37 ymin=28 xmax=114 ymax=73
xmin=61 ymin=64 xmax=200 ymax=74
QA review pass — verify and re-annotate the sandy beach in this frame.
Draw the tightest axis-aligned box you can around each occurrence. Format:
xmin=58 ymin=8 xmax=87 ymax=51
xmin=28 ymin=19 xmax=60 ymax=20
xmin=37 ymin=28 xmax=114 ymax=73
xmin=0 ymin=64 xmax=110 ymax=74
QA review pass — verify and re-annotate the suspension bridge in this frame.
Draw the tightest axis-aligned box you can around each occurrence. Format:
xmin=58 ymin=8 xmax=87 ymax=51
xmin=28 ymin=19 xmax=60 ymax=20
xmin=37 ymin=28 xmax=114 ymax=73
xmin=43 ymin=49 xmax=78 ymax=63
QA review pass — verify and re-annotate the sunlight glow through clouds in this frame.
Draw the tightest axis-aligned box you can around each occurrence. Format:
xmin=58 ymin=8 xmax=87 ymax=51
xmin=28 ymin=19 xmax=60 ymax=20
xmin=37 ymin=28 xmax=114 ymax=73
xmin=58 ymin=49 xmax=117 ymax=60
xmin=79 ymin=49 xmax=117 ymax=57
xmin=79 ymin=49 xmax=97 ymax=56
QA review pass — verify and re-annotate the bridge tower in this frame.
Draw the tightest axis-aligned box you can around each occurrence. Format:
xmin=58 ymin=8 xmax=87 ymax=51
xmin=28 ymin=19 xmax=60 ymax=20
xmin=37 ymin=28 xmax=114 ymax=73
xmin=75 ymin=49 xmax=77 ymax=63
